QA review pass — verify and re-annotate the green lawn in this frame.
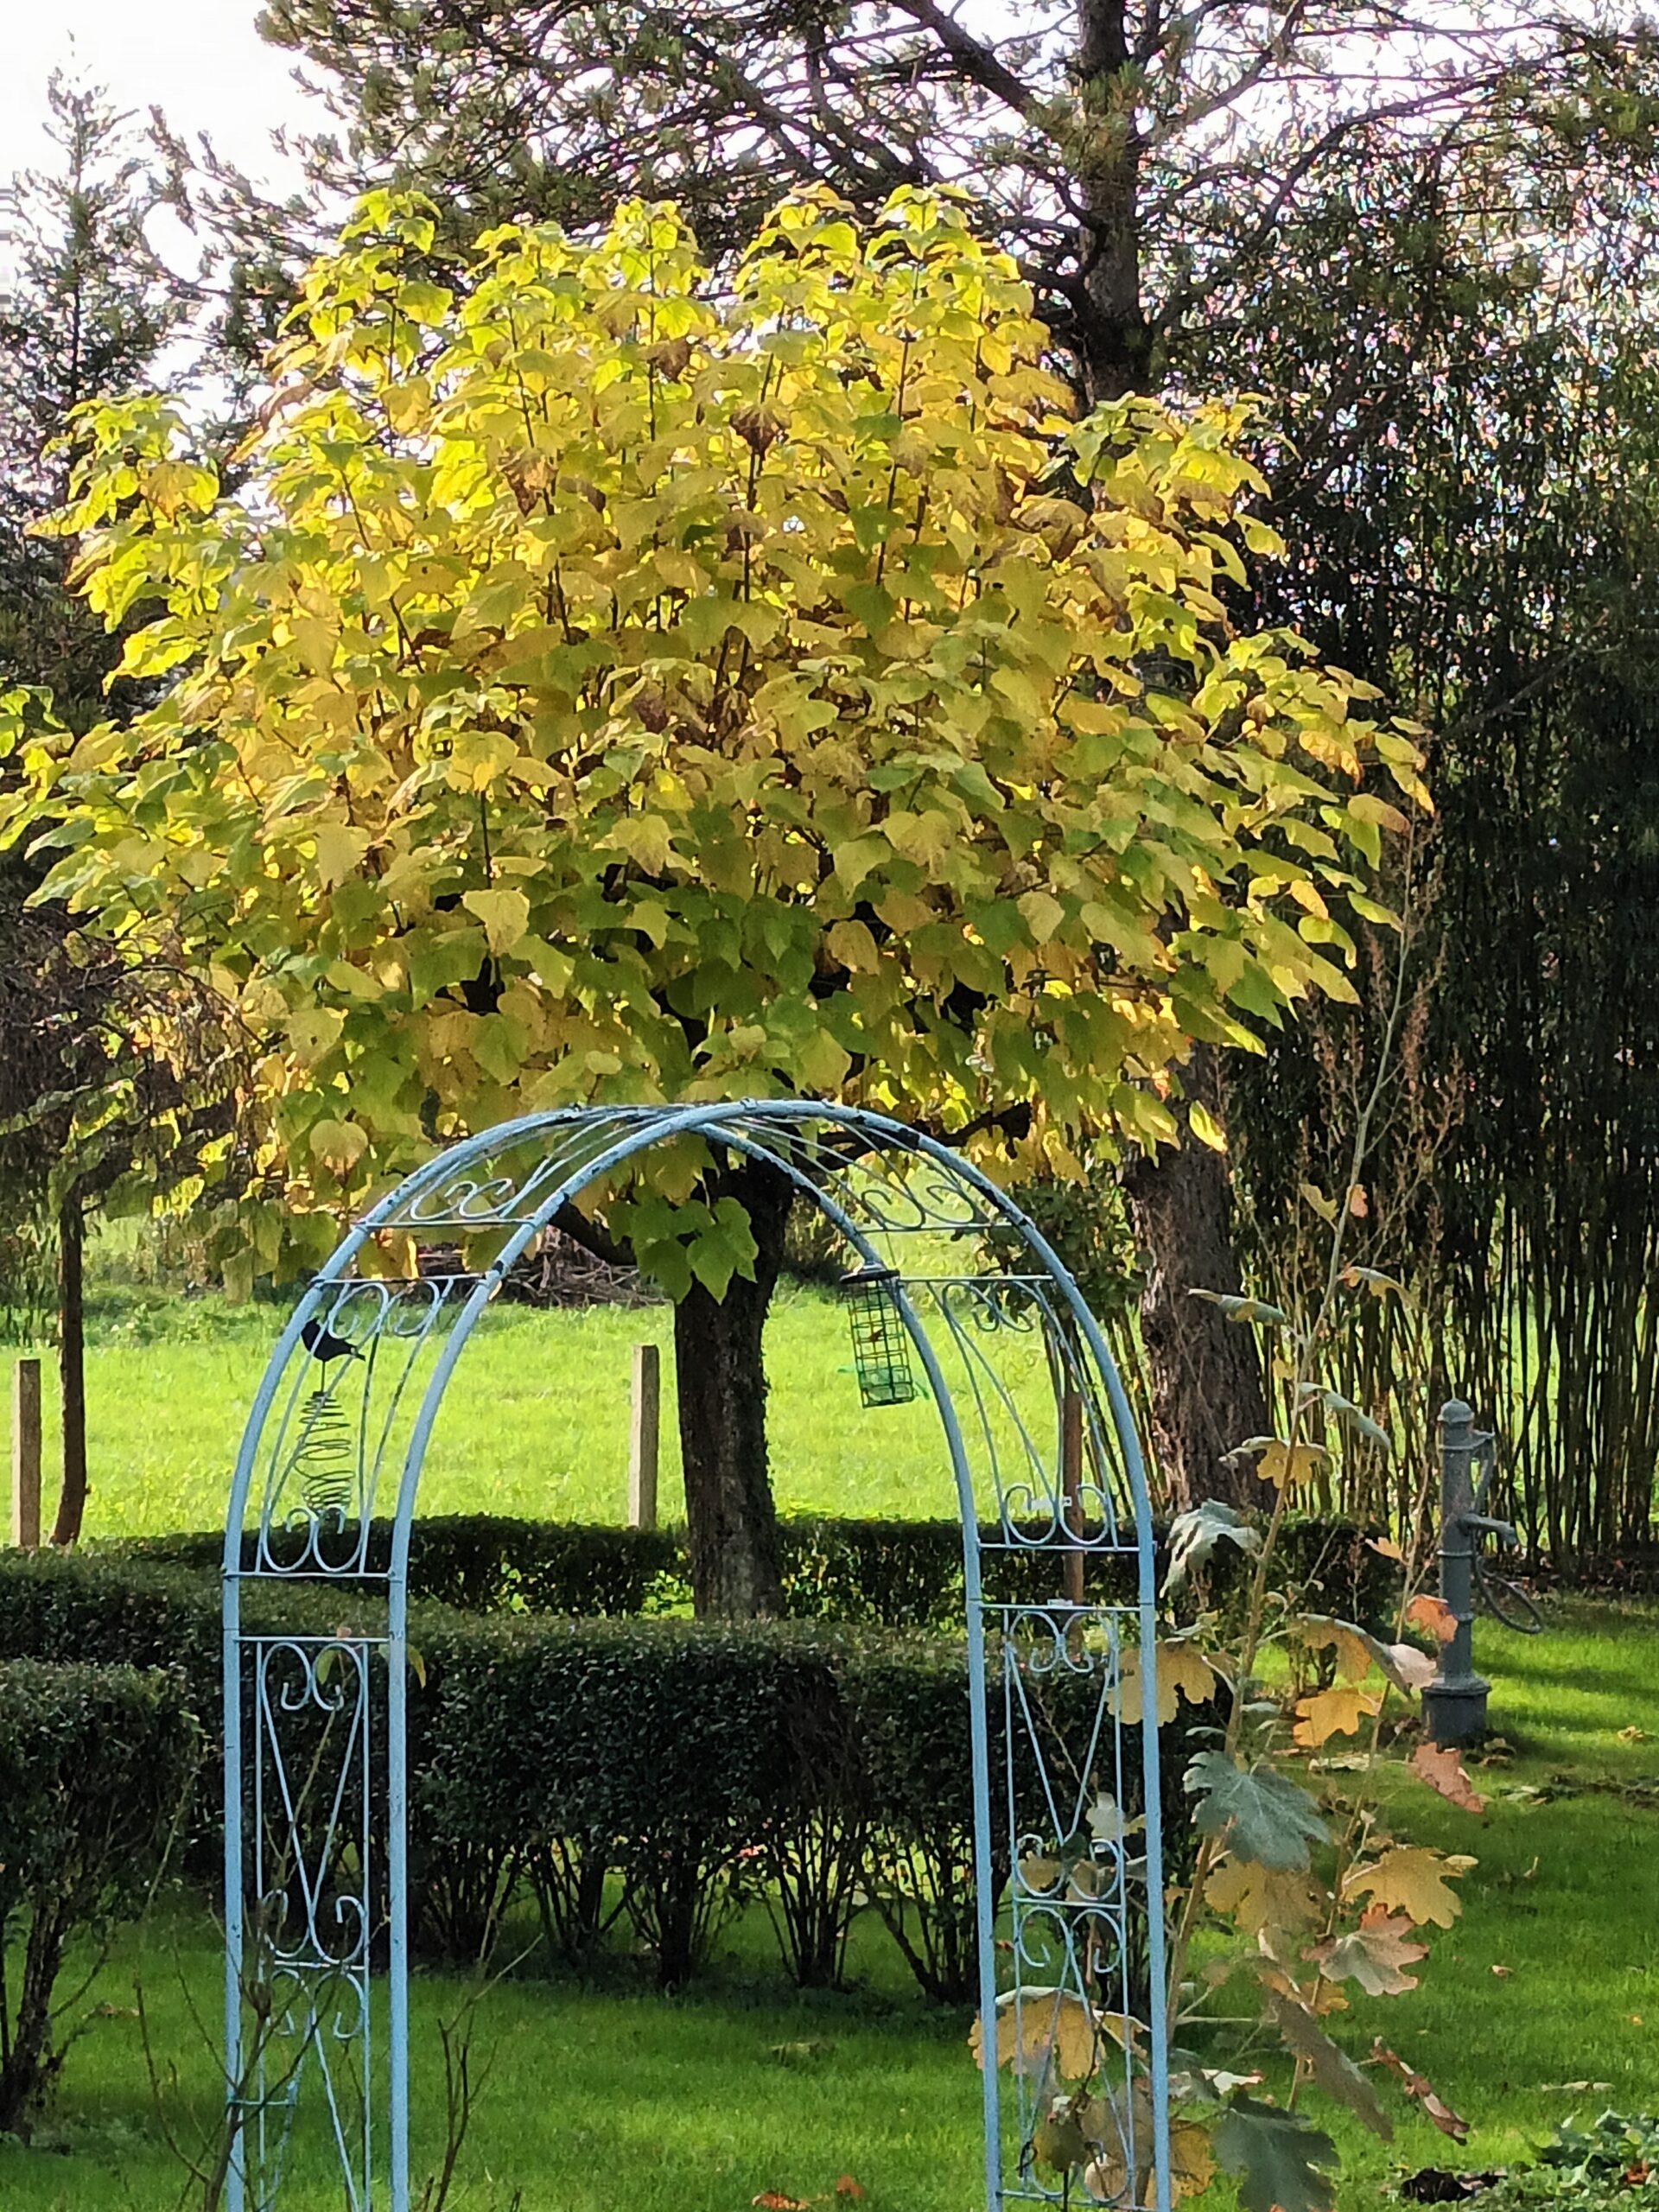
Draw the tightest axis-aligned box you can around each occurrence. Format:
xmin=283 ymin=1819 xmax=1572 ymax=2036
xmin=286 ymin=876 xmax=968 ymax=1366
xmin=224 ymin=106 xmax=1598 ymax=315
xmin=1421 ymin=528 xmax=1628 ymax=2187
xmin=4 ymin=1273 xmax=1057 ymax=1540
xmin=5 ymin=1268 xmax=1658 ymax=2208
xmin=1 ymin=1597 xmax=1655 ymax=2210
xmin=1305 ymin=1599 xmax=1659 ymax=2200
xmin=0 ymin=1904 xmax=982 ymax=2212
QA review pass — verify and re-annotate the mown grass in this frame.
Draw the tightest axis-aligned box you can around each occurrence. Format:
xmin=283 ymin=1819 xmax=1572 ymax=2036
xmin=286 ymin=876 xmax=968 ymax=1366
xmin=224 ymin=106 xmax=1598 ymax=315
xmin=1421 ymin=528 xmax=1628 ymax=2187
xmin=4 ymin=1262 xmax=1658 ymax=2207
xmin=0 ymin=1898 xmax=982 ymax=2212
xmin=3 ymin=1274 xmax=1039 ymax=1540
xmin=1263 ymin=1597 xmax=1659 ymax=2202
xmin=0 ymin=1598 xmax=1655 ymax=2210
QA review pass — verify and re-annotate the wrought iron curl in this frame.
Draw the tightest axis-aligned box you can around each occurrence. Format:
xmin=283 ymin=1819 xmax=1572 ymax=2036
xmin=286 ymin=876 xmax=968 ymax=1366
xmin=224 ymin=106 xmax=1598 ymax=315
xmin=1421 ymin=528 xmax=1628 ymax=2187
xmin=223 ymin=1100 xmax=1172 ymax=2212
xmin=1004 ymin=1606 xmax=1108 ymax=1677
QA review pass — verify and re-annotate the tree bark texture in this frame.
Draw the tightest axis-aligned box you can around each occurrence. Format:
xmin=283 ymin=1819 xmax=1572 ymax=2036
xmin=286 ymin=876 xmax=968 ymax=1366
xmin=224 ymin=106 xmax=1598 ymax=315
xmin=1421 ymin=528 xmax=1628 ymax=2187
xmin=0 ymin=1897 xmax=70 ymax=2134
xmin=1072 ymin=0 xmax=1152 ymax=404
xmin=1065 ymin=0 xmax=1263 ymax=1502
xmin=49 ymin=1192 xmax=86 ymax=1548
xmin=1121 ymin=1049 xmax=1270 ymax=1511
xmin=672 ymin=1161 xmax=792 ymax=1618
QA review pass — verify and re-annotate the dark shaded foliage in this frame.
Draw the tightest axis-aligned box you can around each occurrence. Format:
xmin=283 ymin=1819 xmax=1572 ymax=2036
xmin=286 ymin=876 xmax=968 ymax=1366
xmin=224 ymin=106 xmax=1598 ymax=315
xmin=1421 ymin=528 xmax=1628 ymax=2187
xmin=0 ymin=1659 xmax=198 ymax=2134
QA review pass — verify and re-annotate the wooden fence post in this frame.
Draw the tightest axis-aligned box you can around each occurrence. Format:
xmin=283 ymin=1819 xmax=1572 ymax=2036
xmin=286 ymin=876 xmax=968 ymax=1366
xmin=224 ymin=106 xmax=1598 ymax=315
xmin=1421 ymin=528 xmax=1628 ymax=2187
xmin=11 ymin=1357 xmax=41 ymax=1550
xmin=628 ymin=1342 xmax=660 ymax=1531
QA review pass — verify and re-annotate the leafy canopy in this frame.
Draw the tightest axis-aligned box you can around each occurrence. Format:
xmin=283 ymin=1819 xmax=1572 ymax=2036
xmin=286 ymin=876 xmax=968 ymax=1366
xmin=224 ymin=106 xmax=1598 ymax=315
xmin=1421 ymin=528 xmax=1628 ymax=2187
xmin=2 ymin=186 xmax=1423 ymax=1278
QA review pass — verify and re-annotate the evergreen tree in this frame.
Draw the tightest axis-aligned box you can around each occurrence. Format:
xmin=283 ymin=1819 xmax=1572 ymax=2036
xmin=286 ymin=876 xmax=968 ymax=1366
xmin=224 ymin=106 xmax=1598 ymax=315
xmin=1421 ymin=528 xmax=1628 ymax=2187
xmin=0 ymin=76 xmax=200 ymax=1544
xmin=0 ymin=73 xmax=189 ymax=722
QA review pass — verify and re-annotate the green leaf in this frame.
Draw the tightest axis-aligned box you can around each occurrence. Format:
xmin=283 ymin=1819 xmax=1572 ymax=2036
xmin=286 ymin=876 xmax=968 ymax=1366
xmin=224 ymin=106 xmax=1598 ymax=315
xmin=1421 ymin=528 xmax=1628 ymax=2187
xmin=1338 ymin=1264 xmax=1405 ymax=1300
xmin=1186 ymin=1098 xmax=1226 ymax=1152
xmin=1211 ymin=2095 xmax=1338 ymax=2212
xmin=1300 ymin=1383 xmax=1393 ymax=1459
xmin=1184 ymin=1751 xmax=1329 ymax=1870
xmin=1266 ymin=1991 xmax=1390 ymax=2138
xmin=461 ymin=887 xmax=531 ymax=957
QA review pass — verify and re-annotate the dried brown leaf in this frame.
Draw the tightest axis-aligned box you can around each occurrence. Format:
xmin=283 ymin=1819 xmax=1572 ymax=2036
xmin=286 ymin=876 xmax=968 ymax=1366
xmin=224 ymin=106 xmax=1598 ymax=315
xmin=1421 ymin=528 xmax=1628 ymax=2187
xmin=1405 ymin=1594 xmax=1459 ymax=1644
xmin=1371 ymin=2041 xmax=1471 ymax=2140
xmin=1410 ymin=1743 xmax=1485 ymax=1815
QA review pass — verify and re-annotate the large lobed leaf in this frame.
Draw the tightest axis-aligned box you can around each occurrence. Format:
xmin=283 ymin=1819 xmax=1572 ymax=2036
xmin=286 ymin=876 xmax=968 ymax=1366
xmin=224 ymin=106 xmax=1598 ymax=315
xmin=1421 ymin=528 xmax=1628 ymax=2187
xmin=1185 ymin=1751 xmax=1329 ymax=1870
xmin=1211 ymin=2095 xmax=1338 ymax=2212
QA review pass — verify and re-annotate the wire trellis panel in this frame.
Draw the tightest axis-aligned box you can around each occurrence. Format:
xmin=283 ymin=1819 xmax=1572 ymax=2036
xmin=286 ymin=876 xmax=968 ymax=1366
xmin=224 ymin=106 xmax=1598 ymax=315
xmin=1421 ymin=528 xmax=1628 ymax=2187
xmin=222 ymin=1100 xmax=1171 ymax=2212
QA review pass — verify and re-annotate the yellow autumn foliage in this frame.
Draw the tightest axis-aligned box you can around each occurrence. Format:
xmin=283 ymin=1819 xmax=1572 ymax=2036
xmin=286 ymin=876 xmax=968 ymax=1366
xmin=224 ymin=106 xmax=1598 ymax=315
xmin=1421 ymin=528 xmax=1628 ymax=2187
xmin=0 ymin=185 xmax=1427 ymax=1274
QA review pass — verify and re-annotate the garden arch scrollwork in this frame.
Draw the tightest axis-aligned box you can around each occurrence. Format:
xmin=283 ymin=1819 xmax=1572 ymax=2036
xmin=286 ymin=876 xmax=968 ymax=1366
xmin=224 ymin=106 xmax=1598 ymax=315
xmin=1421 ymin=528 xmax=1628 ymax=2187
xmin=221 ymin=1100 xmax=1171 ymax=2212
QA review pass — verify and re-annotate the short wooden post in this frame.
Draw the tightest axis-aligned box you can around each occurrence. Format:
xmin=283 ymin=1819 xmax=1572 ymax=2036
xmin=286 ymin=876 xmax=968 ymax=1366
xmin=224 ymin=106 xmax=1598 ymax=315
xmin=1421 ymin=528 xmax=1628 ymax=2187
xmin=628 ymin=1342 xmax=660 ymax=1532
xmin=1061 ymin=1388 xmax=1085 ymax=1610
xmin=11 ymin=1357 xmax=41 ymax=1550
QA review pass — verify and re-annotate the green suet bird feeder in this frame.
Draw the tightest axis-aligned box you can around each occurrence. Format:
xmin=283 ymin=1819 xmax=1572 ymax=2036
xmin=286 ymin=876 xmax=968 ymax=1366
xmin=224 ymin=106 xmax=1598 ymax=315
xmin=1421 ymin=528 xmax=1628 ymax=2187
xmin=839 ymin=1266 xmax=918 ymax=1407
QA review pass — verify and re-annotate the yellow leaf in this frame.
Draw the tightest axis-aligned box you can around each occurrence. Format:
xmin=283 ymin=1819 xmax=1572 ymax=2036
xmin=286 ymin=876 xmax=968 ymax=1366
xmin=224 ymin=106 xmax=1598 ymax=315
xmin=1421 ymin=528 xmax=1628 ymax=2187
xmin=1257 ymin=1440 xmax=1324 ymax=1491
xmin=1346 ymin=1847 xmax=1475 ymax=1929
xmin=969 ymin=1990 xmax=1097 ymax=2082
xmin=881 ymin=810 xmax=955 ymax=869
xmin=1186 ymin=1099 xmax=1226 ymax=1152
xmin=1109 ymin=1638 xmax=1216 ymax=1728
xmin=358 ymin=1230 xmax=420 ymax=1281
xmin=1294 ymin=1616 xmax=1380 ymax=1684
xmin=311 ymin=822 xmax=368 ymax=888
xmin=797 ymin=1027 xmax=852 ymax=1091
xmin=384 ymin=378 xmax=431 ymax=434
xmin=447 ymin=729 xmax=518 ymax=792
xmin=607 ymin=814 xmax=675 ymax=873
xmin=1205 ymin=1857 xmax=1325 ymax=1936
xmin=1299 ymin=1179 xmax=1338 ymax=1224
xmin=1170 ymin=2119 xmax=1217 ymax=2202
xmin=292 ymin=613 xmax=337 ymax=676
xmin=461 ymin=887 xmax=531 ymax=957
xmin=1018 ymin=889 xmax=1065 ymax=946
xmin=1293 ymin=1682 xmax=1382 ymax=1747
xmin=143 ymin=459 xmax=218 ymax=518
xmin=826 ymin=919 xmax=881 ymax=974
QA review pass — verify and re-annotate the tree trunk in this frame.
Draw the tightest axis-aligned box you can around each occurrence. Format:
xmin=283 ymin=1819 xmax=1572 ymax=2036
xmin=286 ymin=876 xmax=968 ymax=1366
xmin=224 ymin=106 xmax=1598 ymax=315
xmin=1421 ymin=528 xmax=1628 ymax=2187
xmin=672 ymin=1162 xmax=791 ymax=1618
xmin=1065 ymin=5 xmax=1262 ymax=1509
xmin=0 ymin=1900 xmax=70 ymax=2136
xmin=49 ymin=1192 xmax=86 ymax=1548
xmin=1121 ymin=1048 xmax=1270 ymax=1511
xmin=1073 ymin=0 xmax=1152 ymax=404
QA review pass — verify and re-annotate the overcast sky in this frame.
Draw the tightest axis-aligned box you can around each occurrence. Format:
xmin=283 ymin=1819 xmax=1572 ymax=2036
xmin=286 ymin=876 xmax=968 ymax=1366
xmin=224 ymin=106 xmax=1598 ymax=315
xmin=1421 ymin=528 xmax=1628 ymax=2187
xmin=2 ymin=0 xmax=313 ymax=196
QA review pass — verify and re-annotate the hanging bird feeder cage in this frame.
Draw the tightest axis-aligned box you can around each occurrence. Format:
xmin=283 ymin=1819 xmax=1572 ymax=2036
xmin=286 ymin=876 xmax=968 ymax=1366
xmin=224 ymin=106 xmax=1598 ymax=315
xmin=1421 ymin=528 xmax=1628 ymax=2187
xmin=839 ymin=1266 xmax=918 ymax=1408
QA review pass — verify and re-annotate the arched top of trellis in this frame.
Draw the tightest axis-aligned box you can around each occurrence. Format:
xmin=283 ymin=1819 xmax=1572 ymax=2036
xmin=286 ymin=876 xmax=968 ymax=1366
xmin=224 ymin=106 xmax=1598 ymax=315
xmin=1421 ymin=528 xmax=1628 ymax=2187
xmin=223 ymin=1099 xmax=1157 ymax=1581
xmin=220 ymin=1098 xmax=1173 ymax=2212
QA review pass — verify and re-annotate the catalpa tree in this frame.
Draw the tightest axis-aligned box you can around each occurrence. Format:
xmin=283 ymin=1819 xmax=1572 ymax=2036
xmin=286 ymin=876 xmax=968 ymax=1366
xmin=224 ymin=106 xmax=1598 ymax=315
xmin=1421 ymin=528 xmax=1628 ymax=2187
xmin=3 ymin=187 xmax=1426 ymax=1613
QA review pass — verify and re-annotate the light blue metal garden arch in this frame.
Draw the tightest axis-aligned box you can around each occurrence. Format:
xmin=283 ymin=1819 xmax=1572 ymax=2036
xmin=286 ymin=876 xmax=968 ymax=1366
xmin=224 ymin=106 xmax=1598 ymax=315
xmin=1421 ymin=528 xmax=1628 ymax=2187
xmin=222 ymin=1101 xmax=1171 ymax=2212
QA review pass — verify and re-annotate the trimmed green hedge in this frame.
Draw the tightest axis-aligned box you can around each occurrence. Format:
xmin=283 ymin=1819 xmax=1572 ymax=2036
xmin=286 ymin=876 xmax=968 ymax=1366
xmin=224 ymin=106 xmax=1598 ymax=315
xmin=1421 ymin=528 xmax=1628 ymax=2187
xmin=102 ymin=1517 xmax=682 ymax=1617
xmin=0 ymin=1551 xmax=1210 ymax=2001
xmin=0 ymin=1659 xmax=200 ymax=2133
xmin=94 ymin=1510 xmax=1398 ymax=1632
xmin=409 ymin=1611 xmax=1210 ymax=1996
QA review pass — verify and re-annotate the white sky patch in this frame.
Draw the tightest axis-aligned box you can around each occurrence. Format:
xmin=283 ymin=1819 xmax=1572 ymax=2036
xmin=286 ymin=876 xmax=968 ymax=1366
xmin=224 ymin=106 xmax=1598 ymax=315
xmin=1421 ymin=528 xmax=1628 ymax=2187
xmin=1 ymin=0 xmax=315 ymax=214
